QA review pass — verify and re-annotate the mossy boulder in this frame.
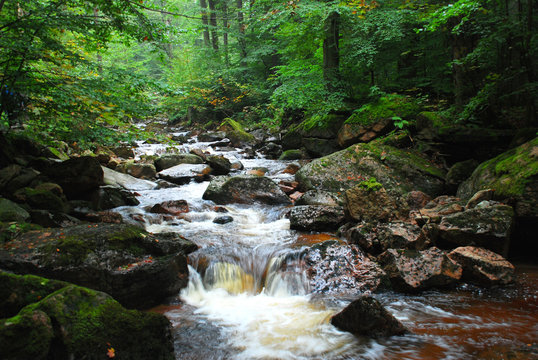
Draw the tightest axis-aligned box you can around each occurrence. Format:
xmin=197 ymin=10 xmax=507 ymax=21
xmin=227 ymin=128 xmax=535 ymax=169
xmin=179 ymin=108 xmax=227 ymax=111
xmin=218 ymin=118 xmax=256 ymax=147
xmin=457 ymin=137 xmax=538 ymax=218
xmin=0 ymin=275 xmax=174 ymax=360
xmin=295 ymin=142 xmax=446 ymax=198
xmin=278 ymin=149 xmax=304 ymax=160
xmin=13 ymin=187 xmax=68 ymax=213
xmin=203 ymin=175 xmax=292 ymax=205
xmin=345 ymin=95 xmax=420 ymax=127
xmin=42 ymin=156 xmax=104 ymax=199
xmin=0 ymin=198 xmax=30 ymax=222
xmin=0 ymin=223 xmax=197 ymax=309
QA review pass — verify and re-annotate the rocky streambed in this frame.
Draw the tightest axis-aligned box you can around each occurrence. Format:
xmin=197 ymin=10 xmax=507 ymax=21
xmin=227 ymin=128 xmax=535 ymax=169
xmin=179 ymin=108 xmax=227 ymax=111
xmin=0 ymin=126 xmax=537 ymax=359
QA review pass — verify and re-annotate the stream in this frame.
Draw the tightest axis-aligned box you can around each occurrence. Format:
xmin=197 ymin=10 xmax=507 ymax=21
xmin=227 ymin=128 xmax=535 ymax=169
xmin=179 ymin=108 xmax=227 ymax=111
xmin=119 ymin=131 xmax=537 ymax=360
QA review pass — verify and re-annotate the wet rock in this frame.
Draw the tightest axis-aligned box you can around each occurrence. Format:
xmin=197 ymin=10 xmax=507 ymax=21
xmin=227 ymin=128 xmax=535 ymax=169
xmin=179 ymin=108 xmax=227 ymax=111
xmin=230 ymin=160 xmax=244 ymax=171
xmin=378 ymin=247 xmax=462 ymax=292
xmin=29 ymin=209 xmax=81 ymax=228
xmin=303 ymin=137 xmax=340 ymax=158
xmin=84 ymin=211 xmax=124 ymax=224
xmin=157 ymin=164 xmax=212 ymax=185
xmin=190 ymin=148 xmax=208 ymax=161
xmin=345 ymin=221 xmax=426 ymax=255
xmin=278 ymin=180 xmax=299 ymax=195
xmin=337 ymin=118 xmax=394 ymax=148
xmin=281 ymin=163 xmax=301 ymax=175
xmin=149 ymin=200 xmax=190 ymax=216
xmin=0 ymin=279 xmax=174 ymax=360
xmin=13 ymin=187 xmax=68 ymax=213
xmin=198 ymin=131 xmax=226 ymax=142
xmin=90 ymin=185 xmax=140 ymax=210
xmin=154 ymin=153 xmax=204 ymax=172
xmin=446 ymin=159 xmax=479 ymax=192
xmin=288 ymin=205 xmax=345 ymax=231
xmin=0 ymin=164 xmax=40 ymax=195
xmin=457 ymin=137 xmax=538 ymax=219
xmin=218 ymin=118 xmax=256 ymax=147
xmin=304 ymin=242 xmax=388 ymax=295
xmin=0 ymin=224 xmax=197 ymax=309
xmin=117 ymin=160 xmax=157 ymax=180
xmin=206 ymin=155 xmax=232 ymax=175
xmin=295 ymin=189 xmax=342 ymax=206
xmin=279 ymin=149 xmax=304 ymax=160
xmin=111 ymin=145 xmax=135 ymax=159
xmin=409 ymin=195 xmax=464 ymax=226
xmin=203 ymin=175 xmax=292 ymax=205
xmin=448 ymin=246 xmax=515 ymax=286
xmin=346 ymin=184 xmax=405 ymax=222
xmin=102 ymin=166 xmax=157 ymax=191
xmin=42 ymin=156 xmax=103 ymax=199
xmin=330 ymin=296 xmax=408 ymax=337
xmin=296 ymin=142 xmax=445 ymax=197
xmin=259 ymin=142 xmax=282 ymax=159
xmin=433 ymin=203 xmax=514 ymax=256
xmin=0 ymin=198 xmax=30 ymax=222
xmin=213 ymin=215 xmax=233 ymax=224
xmin=405 ymin=190 xmax=432 ymax=211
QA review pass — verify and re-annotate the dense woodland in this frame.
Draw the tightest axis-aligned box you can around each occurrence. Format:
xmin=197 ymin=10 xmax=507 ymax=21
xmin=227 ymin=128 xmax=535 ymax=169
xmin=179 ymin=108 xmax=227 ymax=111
xmin=0 ymin=0 xmax=536 ymax=148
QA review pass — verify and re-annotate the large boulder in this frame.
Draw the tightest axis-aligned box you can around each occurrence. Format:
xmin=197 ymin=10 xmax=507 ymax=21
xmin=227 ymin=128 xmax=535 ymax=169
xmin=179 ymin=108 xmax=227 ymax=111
xmin=330 ymin=296 xmax=408 ymax=337
xmin=116 ymin=160 xmax=157 ymax=180
xmin=154 ymin=153 xmax=204 ymax=172
xmin=203 ymin=175 xmax=292 ymax=205
xmin=448 ymin=246 xmax=515 ymax=286
xmin=344 ymin=221 xmax=426 ymax=256
xmin=345 ymin=180 xmax=405 ymax=222
xmin=0 ymin=224 xmax=197 ymax=309
xmin=13 ymin=187 xmax=68 ymax=213
xmin=287 ymin=205 xmax=345 ymax=231
xmin=42 ymin=156 xmax=103 ymax=199
xmin=218 ymin=118 xmax=256 ymax=147
xmin=424 ymin=203 xmax=514 ymax=256
xmin=90 ymin=185 xmax=140 ymax=210
xmin=0 ymin=273 xmax=174 ymax=360
xmin=0 ymin=165 xmax=40 ymax=196
xmin=378 ymin=247 xmax=462 ymax=292
xmin=457 ymin=137 xmax=538 ymax=218
xmin=102 ymin=166 xmax=157 ymax=191
xmin=157 ymin=163 xmax=212 ymax=185
xmin=338 ymin=118 xmax=394 ymax=148
xmin=295 ymin=142 xmax=445 ymax=197
xmin=0 ymin=198 xmax=30 ymax=222
xmin=206 ymin=155 xmax=232 ymax=175
xmin=304 ymin=242 xmax=388 ymax=295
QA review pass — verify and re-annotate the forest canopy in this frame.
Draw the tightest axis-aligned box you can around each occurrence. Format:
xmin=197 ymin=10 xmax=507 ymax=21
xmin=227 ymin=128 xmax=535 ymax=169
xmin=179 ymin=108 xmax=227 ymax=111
xmin=0 ymin=0 xmax=536 ymax=147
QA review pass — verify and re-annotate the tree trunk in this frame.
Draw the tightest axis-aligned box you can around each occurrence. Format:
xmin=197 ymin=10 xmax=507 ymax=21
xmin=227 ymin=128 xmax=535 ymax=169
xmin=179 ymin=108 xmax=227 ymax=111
xmin=323 ymin=11 xmax=340 ymax=88
xmin=222 ymin=1 xmax=229 ymax=65
xmin=208 ymin=0 xmax=219 ymax=50
xmin=237 ymin=0 xmax=247 ymax=61
xmin=200 ymin=0 xmax=210 ymax=47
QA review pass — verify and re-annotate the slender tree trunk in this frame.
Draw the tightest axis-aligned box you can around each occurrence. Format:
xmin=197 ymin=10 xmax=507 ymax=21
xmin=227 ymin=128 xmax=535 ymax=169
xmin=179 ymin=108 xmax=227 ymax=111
xmin=208 ymin=0 xmax=219 ymax=50
xmin=222 ymin=1 xmax=229 ymax=65
xmin=237 ymin=0 xmax=247 ymax=62
xmin=94 ymin=8 xmax=103 ymax=73
xmin=200 ymin=0 xmax=210 ymax=47
xmin=323 ymin=11 xmax=340 ymax=89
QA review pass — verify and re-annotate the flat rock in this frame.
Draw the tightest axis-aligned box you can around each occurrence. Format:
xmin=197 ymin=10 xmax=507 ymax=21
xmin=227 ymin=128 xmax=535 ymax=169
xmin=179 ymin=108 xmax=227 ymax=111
xmin=157 ymin=164 xmax=211 ymax=185
xmin=102 ymin=166 xmax=157 ymax=191
xmin=448 ymin=246 xmax=515 ymax=286
xmin=288 ymin=205 xmax=345 ymax=231
xmin=203 ymin=175 xmax=291 ymax=205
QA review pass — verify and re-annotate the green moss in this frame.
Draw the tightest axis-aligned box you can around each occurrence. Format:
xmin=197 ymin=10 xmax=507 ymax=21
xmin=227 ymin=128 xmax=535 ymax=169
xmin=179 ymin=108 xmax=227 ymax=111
xmin=220 ymin=118 xmax=255 ymax=145
xmin=0 ymin=221 xmax=41 ymax=243
xmin=345 ymin=95 xmax=421 ymax=126
xmin=14 ymin=187 xmax=67 ymax=213
xmin=107 ymin=226 xmax=148 ymax=255
xmin=302 ymin=114 xmax=343 ymax=132
xmin=478 ymin=137 xmax=538 ymax=196
xmin=42 ymin=236 xmax=92 ymax=266
xmin=358 ymin=177 xmax=383 ymax=191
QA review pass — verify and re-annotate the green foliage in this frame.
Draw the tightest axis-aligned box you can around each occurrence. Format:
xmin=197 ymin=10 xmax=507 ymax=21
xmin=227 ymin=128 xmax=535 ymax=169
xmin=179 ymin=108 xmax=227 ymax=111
xmin=358 ymin=177 xmax=383 ymax=191
xmin=346 ymin=94 xmax=421 ymax=125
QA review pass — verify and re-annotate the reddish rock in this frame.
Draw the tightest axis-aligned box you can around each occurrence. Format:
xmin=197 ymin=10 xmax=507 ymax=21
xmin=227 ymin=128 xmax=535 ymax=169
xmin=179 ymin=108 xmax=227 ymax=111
xmin=410 ymin=195 xmax=464 ymax=226
xmin=282 ymin=163 xmax=300 ymax=175
xmin=149 ymin=200 xmax=190 ymax=216
xmin=337 ymin=118 xmax=393 ymax=148
xmin=346 ymin=186 xmax=404 ymax=222
xmin=378 ymin=247 xmax=462 ymax=292
xmin=405 ymin=190 xmax=432 ymax=211
xmin=448 ymin=246 xmax=515 ymax=286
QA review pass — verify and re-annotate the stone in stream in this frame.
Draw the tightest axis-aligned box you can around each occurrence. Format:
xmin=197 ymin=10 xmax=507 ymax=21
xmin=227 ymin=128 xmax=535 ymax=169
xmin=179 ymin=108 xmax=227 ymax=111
xmin=203 ymin=175 xmax=292 ymax=205
xmin=448 ymin=246 xmax=515 ymax=286
xmin=157 ymin=163 xmax=212 ymax=185
xmin=304 ymin=242 xmax=389 ymax=295
xmin=0 ymin=272 xmax=174 ymax=360
xmin=154 ymin=153 xmax=204 ymax=172
xmin=331 ymin=296 xmax=408 ymax=338
xmin=0 ymin=223 xmax=197 ymax=309
xmin=213 ymin=215 xmax=233 ymax=224
xmin=287 ymin=205 xmax=345 ymax=232
xmin=149 ymin=200 xmax=190 ymax=216
xmin=90 ymin=185 xmax=140 ymax=210
xmin=206 ymin=155 xmax=232 ymax=175
xmin=378 ymin=247 xmax=462 ymax=292
xmin=102 ymin=166 xmax=157 ymax=191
